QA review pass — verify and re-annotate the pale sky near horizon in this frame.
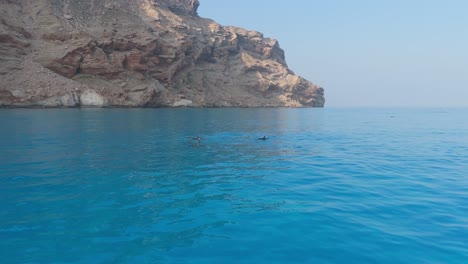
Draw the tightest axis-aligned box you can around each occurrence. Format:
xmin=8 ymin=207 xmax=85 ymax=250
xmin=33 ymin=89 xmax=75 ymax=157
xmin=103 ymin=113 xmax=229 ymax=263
xmin=199 ymin=0 xmax=468 ymax=107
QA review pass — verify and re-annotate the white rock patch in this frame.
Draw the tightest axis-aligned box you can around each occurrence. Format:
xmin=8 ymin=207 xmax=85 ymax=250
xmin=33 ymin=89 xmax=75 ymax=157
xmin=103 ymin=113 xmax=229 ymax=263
xmin=80 ymin=89 xmax=106 ymax=106
xmin=173 ymin=99 xmax=193 ymax=107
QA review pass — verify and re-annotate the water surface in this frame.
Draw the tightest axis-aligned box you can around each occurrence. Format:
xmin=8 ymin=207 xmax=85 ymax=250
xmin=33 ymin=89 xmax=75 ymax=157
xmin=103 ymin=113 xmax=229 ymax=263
xmin=1 ymin=108 xmax=468 ymax=263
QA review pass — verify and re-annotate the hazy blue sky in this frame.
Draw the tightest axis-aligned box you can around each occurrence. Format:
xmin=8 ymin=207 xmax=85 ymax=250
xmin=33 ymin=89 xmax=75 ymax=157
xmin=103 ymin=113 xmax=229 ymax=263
xmin=199 ymin=0 xmax=468 ymax=107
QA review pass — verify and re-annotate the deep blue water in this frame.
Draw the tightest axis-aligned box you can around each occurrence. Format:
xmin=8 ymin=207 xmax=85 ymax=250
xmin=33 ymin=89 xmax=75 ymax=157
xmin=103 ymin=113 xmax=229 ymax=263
xmin=1 ymin=108 xmax=468 ymax=264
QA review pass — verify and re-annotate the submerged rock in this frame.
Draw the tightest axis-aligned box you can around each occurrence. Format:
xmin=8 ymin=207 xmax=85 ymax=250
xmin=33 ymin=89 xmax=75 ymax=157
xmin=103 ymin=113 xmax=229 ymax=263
xmin=0 ymin=0 xmax=325 ymax=107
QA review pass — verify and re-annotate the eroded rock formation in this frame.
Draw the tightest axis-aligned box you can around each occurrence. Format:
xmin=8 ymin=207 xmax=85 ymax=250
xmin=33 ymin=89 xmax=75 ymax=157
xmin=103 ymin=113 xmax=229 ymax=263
xmin=0 ymin=0 xmax=324 ymax=107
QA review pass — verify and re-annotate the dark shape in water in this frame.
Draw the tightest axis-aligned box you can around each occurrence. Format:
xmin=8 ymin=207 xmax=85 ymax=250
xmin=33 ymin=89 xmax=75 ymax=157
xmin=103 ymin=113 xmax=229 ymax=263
xmin=258 ymin=136 xmax=268 ymax=140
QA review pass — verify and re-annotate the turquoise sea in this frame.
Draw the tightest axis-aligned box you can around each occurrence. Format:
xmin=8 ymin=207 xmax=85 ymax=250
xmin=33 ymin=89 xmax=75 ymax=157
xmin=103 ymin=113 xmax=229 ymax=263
xmin=1 ymin=108 xmax=468 ymax=263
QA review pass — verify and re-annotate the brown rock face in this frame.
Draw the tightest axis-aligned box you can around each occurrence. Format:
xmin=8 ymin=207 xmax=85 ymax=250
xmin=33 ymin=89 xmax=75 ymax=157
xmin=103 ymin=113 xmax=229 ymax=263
xmin=0 ymin=16 xmax=32 ymax=75
xmin=158 ymin=0 xmax=200 ymax=16
xmin=0 ymin=0 xmax=325 ymax=107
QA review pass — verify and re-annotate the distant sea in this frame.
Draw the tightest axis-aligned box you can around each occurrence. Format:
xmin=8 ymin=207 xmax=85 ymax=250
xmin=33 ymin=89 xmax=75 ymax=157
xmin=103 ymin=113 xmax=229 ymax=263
xmin=1 ymin=108 xmax=467 ymax=264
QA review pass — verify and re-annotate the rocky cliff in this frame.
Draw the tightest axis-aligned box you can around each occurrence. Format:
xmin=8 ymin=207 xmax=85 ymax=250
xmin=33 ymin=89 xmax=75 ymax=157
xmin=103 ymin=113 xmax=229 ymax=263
xmin=0 ymin=0 xmax=325 ymax=107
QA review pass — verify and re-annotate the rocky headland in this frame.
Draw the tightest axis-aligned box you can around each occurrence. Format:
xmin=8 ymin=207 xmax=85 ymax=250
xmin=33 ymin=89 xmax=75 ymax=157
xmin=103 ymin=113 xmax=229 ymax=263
xmin=0 ymin=0 xmax=325 ymax=107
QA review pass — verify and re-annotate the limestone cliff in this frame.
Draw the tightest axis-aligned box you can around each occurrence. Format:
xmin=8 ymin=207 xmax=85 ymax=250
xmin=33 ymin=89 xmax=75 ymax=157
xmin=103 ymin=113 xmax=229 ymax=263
xmin=0 ymin=0 xmax=325 ymax=107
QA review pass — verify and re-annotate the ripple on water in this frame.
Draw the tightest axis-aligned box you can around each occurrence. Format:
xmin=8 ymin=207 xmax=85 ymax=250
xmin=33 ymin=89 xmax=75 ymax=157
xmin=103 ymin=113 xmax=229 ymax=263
xmin=1 ymin=108 xmax=468 ymax=263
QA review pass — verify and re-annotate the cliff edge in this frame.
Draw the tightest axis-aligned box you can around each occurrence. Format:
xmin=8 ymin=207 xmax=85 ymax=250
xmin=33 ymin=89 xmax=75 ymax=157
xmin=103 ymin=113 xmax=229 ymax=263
xmin=0 ymin=0 xmax=325 ymax=107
